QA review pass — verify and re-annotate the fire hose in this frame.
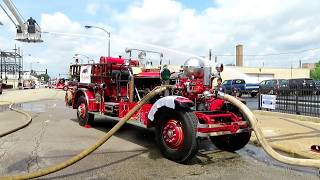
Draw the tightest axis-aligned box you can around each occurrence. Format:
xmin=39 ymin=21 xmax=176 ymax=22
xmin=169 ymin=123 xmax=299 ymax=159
xmin=0 ymin=86 xmax=319 ymax=179
xmin=0 ymin=101 xmax=32 ymax=138
xmin=217 ymin=92 xmax=320 ymax=168
xmin=0 ymin=85 xmax=172 ymax=180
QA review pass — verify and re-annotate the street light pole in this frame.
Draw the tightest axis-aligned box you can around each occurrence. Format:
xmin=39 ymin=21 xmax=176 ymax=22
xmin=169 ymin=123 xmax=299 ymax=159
xmin=84 ymin=25 xmax=111 ymax=57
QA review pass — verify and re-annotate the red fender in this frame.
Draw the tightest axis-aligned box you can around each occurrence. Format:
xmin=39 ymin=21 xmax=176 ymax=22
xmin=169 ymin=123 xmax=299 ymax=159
xmin=73 ymin=88 xmax=99 ymax=111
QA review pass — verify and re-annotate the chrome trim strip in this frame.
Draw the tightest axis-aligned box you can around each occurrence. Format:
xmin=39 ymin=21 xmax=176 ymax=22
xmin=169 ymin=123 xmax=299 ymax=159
xmin=197 ymin=121 xmax=248 ymax=128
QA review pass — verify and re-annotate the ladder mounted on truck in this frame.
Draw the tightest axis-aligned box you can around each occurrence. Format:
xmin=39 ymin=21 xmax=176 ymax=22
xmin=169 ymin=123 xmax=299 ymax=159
xmin=0 ymin=0 xmax=43 ymax=43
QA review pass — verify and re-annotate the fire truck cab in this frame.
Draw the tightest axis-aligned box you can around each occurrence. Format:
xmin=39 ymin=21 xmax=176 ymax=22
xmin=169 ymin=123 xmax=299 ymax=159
xmin=65 ymin=50 xmax=252 ymax=163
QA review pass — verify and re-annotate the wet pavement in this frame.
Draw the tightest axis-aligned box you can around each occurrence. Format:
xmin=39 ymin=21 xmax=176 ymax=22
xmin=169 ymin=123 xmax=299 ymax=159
xmin=0 ymin=99 xmax=319 ymax=179
xmin=242 ymin=96 xmax=259 ymax=110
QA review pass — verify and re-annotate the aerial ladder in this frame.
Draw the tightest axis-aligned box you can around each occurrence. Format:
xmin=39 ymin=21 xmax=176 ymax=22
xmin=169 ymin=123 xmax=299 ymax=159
xmin=0 ymin=0 xmax=43 ymax=43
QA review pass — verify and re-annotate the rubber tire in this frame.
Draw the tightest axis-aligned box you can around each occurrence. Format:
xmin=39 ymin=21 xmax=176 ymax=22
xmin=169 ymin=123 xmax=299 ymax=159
xmin=76 ymin=96 xmax=94 ymax=126
xmin=155 ymin=108 xmax=199 ymax=163
xmin=210 ymin=131 xmax=251 ymax=152
xmin=237 ymin=90 xmax=242 ymax=97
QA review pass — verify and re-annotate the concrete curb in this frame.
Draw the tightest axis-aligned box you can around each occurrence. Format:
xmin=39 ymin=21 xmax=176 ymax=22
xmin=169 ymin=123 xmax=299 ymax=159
xmin=253 ymin=110 xmax=320 ymax=123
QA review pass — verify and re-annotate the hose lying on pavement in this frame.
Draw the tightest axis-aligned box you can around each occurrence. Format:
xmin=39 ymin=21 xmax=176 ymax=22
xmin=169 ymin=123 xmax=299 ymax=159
xmin=218 ymin=92 xmax=320 ymax=168
xmin=0 ymin=101 xmax=32 ymax=138
xmin=0 ymin=85 xmax=172 ymax=180
xmin=1 ymin=86 xmax=319 ymax=179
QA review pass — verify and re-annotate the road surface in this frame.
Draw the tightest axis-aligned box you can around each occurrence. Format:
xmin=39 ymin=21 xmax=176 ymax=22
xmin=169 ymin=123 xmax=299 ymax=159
xmin=0 ymin=99 xmax=318 ymax=179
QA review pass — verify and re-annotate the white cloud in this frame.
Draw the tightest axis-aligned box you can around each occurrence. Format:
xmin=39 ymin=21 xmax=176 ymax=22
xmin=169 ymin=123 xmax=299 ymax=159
xmin=27 ymin=12 xmax=107 ymax=76
xmin=2 ymin=0 xmax=320 ymax=76
xmin=110 ymin=0 xmax=320 ymax=67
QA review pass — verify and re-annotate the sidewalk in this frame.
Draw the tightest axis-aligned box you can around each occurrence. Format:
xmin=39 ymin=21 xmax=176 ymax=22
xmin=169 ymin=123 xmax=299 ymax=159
xmin=252 ymin=110 xmax=320 ymax=159
xmin=0 ymin=88 xmax=64 ymax=105
xmin=0 ymin=111 xmax=28 ymax=134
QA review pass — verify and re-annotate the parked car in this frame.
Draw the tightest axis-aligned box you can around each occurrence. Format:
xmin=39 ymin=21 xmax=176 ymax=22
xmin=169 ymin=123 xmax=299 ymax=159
xmin=0 ymin=79 xmax=2 ymax=94
xmin=23 ymin=79 xmax=36 ymax=89
xmin=222 ymin=79 xmax=259 ymax=97
xmin=288 ymin=78 xmax=315 ymax=95
xmin=259 ymin=79 xmax=289 ymax=95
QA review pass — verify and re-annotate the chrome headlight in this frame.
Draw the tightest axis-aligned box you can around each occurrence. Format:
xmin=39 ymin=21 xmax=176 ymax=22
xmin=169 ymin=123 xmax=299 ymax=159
xmin=203 ymin=90 xmax=212 ymax=99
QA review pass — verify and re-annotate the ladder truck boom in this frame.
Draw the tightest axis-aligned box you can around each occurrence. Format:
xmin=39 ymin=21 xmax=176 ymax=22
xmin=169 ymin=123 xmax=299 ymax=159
xmin=0 ymin=0 xmax=43 ymax=43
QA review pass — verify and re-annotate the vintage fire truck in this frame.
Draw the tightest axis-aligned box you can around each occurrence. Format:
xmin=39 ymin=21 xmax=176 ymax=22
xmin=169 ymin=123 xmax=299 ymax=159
xmin=65 ymin=49 xmax=252 ymax=163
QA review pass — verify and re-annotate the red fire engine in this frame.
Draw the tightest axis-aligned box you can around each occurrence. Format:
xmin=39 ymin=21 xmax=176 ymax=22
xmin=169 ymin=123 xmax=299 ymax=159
xmin=65 ymin=49 xmax=252 ymax=163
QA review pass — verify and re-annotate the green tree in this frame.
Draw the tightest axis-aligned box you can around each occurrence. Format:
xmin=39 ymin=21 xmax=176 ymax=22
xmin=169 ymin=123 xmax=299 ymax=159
xmin=310 ymin=61 xmax=320 ymax=80
xmin=36 ymin=73 xmax=50 ymax=82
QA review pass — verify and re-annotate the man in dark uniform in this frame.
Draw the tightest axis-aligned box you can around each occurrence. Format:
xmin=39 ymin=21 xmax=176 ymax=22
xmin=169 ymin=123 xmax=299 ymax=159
xmin=215 ymin=78 xmax=225 ymax=93
xmin=27 ymin=17 xmax=36 ymax=33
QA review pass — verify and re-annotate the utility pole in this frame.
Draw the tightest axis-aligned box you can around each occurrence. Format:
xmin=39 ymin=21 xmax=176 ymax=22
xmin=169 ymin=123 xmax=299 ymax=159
xmin=215 ymin=56 xmax=217 ymax=63
xmin=299 ymin=59 xmax=302 ymax=68
xmin=209 ymin=49 xmax=212 ymax=61
xmin=13 ymin=44 xmax=17 ymax=88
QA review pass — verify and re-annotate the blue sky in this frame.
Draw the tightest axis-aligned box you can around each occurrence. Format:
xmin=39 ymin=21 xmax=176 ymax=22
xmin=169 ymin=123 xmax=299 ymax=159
xmin=1 ymin=0 xmax=320 ymax=77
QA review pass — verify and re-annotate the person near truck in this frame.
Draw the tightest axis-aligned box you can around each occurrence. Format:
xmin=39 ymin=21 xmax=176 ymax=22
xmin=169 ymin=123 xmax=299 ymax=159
xmin=215 ymin=78 xmax=225 ymax=93
xmin=211 ymin=78 xmax=226 ymax=110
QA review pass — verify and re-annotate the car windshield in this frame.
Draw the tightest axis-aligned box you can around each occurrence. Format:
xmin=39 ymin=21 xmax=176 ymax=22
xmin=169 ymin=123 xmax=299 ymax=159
xmin=279 ymin=80 xmax=288 ymax=85
xmin=222 ymin=80 xmax=230 ymax=85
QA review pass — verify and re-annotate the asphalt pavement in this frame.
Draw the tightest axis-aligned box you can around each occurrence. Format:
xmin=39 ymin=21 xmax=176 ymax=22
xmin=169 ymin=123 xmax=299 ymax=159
xmin=242 ymin=96 xmax=259 ymax=110
xmin=0 ymin=99 xmax=319 ymax=179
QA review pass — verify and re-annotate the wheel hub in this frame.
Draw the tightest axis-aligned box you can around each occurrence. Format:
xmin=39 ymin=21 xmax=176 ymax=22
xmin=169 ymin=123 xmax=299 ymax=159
xmin=78 ymin=103 xmax=86 ymax=118
xmin=162 ymin=119 xmax=184 ymax=150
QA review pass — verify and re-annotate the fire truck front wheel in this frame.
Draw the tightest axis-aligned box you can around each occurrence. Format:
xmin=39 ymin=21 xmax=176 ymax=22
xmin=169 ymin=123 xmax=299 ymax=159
xmin=76 ymin=96 xmax=94 ymax=126
xmin=155 ymin=108 xmax=198 ymax=163
xmin=210 ymin=131 xmax=251 ymax=152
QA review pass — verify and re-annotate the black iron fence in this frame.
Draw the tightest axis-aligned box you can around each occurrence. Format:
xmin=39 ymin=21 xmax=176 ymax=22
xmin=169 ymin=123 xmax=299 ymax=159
xmin=258 ymin=87 xmax=320 ymax=117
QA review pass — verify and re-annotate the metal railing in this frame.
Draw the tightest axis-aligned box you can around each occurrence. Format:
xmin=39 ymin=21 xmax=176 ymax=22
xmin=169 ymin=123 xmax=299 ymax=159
xmin=258 ymin=87 xmax=320 ymax=117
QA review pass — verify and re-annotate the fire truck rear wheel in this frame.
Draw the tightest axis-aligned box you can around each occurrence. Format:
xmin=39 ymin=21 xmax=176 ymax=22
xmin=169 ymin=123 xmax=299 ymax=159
xmin=76 ymin=96 xmax=94 ymax=126
xmin=155 ymin=108 xmax=199 ymax=163
xmin=210 ymin=131 xmax=251 ymax=152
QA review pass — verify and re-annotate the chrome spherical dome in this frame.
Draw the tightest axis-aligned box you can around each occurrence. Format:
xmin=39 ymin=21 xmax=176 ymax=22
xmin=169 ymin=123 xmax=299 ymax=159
xmin=183 ymin=57 xmax=206 ymax=78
